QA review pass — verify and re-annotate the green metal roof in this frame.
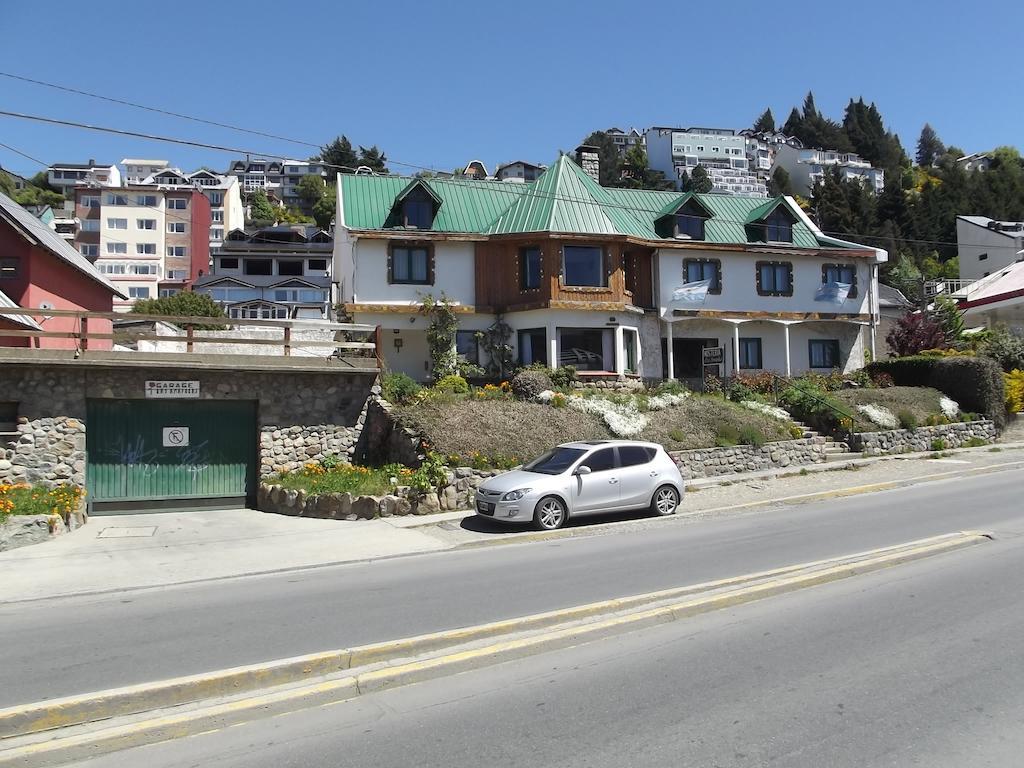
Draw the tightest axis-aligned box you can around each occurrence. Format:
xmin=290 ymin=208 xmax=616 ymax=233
xmin=339 ymin=158 xmax=858 ymax=250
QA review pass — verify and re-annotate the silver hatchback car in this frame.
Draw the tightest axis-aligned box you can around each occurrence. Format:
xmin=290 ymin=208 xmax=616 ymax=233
xmin=474 ymin=440 xmax=685 ymax=531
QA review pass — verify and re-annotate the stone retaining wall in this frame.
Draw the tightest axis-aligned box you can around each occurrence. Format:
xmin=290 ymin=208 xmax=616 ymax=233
xmin=669 ymin=437 xmax=826 ymax=479
xmin=258 ymin=467 xmax=497 ymax=519
xmin=848 ymin=420 xmax=995 ymax=456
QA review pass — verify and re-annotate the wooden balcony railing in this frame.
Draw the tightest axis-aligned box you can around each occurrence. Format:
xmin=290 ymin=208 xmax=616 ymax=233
xmin=0 ymin=307 xmax=383 ymax=368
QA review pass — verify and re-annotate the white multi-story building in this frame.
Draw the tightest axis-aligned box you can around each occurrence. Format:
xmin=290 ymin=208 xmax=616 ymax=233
xmin=645 ymin=127 xmax=768 ymax=196
xmin=605 ymin=127 xmax=644 ymax=154
xmin=135 ymin=166 xmax=243 ymax=252
xmin=956 ymin=216 xmax=1024 ymax=281
xmin=120 ymin=159 xmax=170 ymax=185
xmin=73 ymin=187 xmax=210 ymax=309
xmin=739 ymin=131 xmax=804 ymax=180
xmin=46 ymin=160 xmax=121 ymax=198
xmin=495 ymin=161 xmax=546 ymax=183
xmin=773 ymin=145 xmax=885 ymax=197
xmin=225 ymin=158 xmax=328 ymax=214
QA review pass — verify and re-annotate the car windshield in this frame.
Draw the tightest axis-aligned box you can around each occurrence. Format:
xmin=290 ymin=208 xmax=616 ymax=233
xmin=523 ymin=447 xmax=587 ymax=475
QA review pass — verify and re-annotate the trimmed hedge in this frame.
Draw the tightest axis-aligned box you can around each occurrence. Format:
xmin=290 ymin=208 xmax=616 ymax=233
xmin=866 ymin=356 xmax=1006 ymax=431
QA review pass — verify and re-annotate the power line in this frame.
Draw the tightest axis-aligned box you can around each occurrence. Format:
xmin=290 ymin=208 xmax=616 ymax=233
xmin=0 ymin=109 xmax=987 ymax=251
xmin=0 ymin=71 xmax=322 ymax=150
xmin=0 ymin=140 xmax=46 ymax=166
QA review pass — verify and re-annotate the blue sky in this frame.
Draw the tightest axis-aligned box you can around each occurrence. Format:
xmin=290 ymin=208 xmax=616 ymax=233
xmin=1 ymin=0 xmax=1020 ymax=179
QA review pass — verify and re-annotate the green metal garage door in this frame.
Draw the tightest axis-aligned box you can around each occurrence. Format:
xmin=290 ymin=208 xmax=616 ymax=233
xmin=86 ymin=399 xmax=257 ymax=513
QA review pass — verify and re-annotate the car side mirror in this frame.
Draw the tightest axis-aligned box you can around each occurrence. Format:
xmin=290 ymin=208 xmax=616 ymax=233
xmin=574 ymin=465 xmax=592 ymax=476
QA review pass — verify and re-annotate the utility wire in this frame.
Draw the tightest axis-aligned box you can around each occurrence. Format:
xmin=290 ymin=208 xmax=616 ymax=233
xmin=0 ymin=71 xmax=322 ymax=149
xmin=0 ymin=109 xmax=990 ymax=251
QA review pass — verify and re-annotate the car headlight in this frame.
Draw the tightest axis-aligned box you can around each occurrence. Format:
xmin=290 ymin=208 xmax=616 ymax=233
xmin=501 ymin=488 xmax=532 ymax=501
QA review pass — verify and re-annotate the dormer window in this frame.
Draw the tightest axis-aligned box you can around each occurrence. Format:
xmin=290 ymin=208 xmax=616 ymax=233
xmin=403 ymin=198 xmax=433 ymax=229
xmin=675 ymin=213 xmax=705 ymax=240
xmin=764 ymin=209 xmax=793 ymax=243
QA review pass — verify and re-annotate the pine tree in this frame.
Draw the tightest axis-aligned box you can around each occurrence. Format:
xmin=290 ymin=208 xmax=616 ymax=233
xmin=581 ymin=131 xmax=625 ymax=187
xmin=316 ymin=136 xmax=359 ymax=171
xmin=753 ymin=108 xmax=775 ymax=133
xmin=689 ymin=165 xmax=713 ymax=194
xmin=357 ymin=146 xmax=389 ymax=174
xmin=782 ymin=107 xmax=803 ymax=137
xmin=767 ymin=166 xmax=793 ymax=196
xmin=248 ymin=188 xmax=278 ymax=225
xmin=915 ymin=124 xmax=945 ymax=168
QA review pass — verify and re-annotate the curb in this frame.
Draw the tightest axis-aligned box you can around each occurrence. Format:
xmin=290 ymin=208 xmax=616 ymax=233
xmin=0 ymin=531 xmax=990 ymax=768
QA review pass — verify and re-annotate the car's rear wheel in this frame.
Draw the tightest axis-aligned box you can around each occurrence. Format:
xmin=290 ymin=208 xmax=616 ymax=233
xmin=534 ymin=496 xmax=567 ymax=531
xmin=651 ymin=485 xmax=680 ymax=516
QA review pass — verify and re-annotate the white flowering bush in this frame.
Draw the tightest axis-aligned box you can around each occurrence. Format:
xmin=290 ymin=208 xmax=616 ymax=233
xmin=565 ymin=395 xmax=649 ymax=437
xmin=536 ymin=390 xmax=556 ymax=403
xmin=939 ymin=396 xmax=960 ymax=420
xmin=855 ymin=403 xmax=899 ymax=429
xmin=647 ymin=392 xmax=690 ymax=410
xmin=740 ymin=400 xmax=791 ymax=421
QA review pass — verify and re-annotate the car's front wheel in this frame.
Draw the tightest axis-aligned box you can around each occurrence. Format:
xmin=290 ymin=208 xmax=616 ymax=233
xmin=534 ymin=496 xmax=568 ymax=531
xmin=651 ymin=485 xmax=680 ymax=516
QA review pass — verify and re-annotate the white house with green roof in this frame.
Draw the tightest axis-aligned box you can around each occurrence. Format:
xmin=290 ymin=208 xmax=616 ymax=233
xmin=333 ymin=155 xmax=886 ymax=385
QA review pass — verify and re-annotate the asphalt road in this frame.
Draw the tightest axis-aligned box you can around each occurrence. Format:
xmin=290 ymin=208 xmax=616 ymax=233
xmin=2 ymin=469 xmax=1023 ymax=707
xmin=69 ymin=513 xmax=1024 ymax=768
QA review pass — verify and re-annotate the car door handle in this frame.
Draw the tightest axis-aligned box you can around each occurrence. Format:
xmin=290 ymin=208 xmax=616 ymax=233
xmin=608 ymin=478 xmax=619 ymax=484
xmin=649 ymin=471 xmax=660 ymax=477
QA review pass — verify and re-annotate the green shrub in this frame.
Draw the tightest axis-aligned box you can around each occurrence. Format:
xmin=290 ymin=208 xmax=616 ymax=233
xmin=668 ymin=428 xmax=687 ymax=442
xmin=930 ymin=438 xmax=947 ymax=451
xmin=319 ymin=454 xmax=342 ymax=470
xmin=726 ymin=379 xmax=755 ymax=403
xmin=779 ymin=383 xmax=850 ymax=436
xmin=715 ymin=423 xmax=740 ymax=447
xmin=789 ymin=424 xmax=805 ymax=439
xmin=550 ymin=393 xmax=568 ymax=408
xmin=871 ymin=372 xmax=895 ymax=388
xmin=867 ymin=356 xmax=1006 ymax=431
xmin=898 ymin=410 xmax=918 ymax=430
xmin=549 ymin=365 xmax=579 ymax=390
xmin=510 ymin=369 xmax=554 ymax=400
xmin=964 ymin=437 xmax=988 ymax=448
xmin=434 ymin=374 xmax=469 ymax=394
xmin=738 ymin=426 xmax=766 ymax=447
xmin=654 ymin=379 xmax=690 ymax=396
xmin=382 ymin=372 xmax=422 ymax=405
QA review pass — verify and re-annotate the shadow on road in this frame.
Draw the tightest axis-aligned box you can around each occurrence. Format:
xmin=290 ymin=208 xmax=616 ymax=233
xmin=458 ymin=507 xmax=663 ymax=535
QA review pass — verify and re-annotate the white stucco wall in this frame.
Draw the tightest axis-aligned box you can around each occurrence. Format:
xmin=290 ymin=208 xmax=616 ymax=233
xmin=345 ymin=239 xmax=476 ymax=307
xmin=956 ymin=218 xmax=1024 ymax=280
xmin=656 ymin=248 xmax=872 ymax=316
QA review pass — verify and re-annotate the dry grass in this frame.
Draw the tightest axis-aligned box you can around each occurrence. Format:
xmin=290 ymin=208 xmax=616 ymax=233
xmin=639 ymin=397 xmax=793 ymax=451
xmin=394 ymin=399 xmax=608 ymax=463
xmin=395 ymin=395 xmax=796 ymax=460
xmin=832 ymin=386 xmax=946 ymax=431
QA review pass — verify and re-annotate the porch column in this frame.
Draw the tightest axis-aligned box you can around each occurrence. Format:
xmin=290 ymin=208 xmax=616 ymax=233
xmin=665 ymin=320 xmax=675 ymax=380
xmin=732 ymin=323 xmax=740 ymax=376
xmin=546 ymin=320 xmax=558 ymax=370
xmin=783 ymin=323 xmax=792 ymax=376
xmin=614 ymin=325 xmax=626 ymax=376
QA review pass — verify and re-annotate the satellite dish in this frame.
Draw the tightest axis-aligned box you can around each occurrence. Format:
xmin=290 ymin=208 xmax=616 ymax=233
xmin=39 ymin=301 xmax=55 ymax=311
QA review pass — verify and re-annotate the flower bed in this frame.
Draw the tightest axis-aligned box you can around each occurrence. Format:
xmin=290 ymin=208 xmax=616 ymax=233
xmin=0 ymin=482 xmax=84 ymax=552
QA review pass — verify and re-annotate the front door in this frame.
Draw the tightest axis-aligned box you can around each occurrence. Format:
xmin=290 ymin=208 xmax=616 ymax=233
xmin=571 ymin=447 xmax=621 ymax=514
xmin=662 ymin=337 xmax=719 ymax=386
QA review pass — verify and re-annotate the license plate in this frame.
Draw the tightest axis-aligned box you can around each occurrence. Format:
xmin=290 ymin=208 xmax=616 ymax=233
xmin=477 ymin=501 xmax=495 ymax=515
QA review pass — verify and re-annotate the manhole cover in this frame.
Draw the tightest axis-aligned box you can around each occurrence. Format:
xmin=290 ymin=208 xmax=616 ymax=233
xmin=97 ymin=526 xmax=158 ymax=539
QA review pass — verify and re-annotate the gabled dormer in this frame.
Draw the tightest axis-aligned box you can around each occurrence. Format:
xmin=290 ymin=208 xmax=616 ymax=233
xmin=745 ymin=198 xmax=796 ymax=244
xmin=386 ymin=179 xmax=442 ymax=230
xmin=654 ymin=193 xmax=715 ymax=240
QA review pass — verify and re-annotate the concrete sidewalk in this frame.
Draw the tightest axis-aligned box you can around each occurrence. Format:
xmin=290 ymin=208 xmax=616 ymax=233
xmin=2 ymin=443 xmax=1023 ymax=603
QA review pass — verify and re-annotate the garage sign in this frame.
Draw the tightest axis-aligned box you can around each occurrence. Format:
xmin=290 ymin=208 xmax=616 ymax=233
xmin=145 ymin=381 xmax=200 ymax=398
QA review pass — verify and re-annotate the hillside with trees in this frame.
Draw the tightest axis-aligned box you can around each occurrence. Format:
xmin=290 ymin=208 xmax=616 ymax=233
xmin=760 ymin=92 xmax=1024 ymax=300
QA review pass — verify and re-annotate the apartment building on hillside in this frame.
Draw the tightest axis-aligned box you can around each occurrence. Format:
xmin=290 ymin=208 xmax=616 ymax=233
xmin=121 ymin=159 xmax=170 ymax=184
xmin=956 ymin=216 xmax=1024 ymax=281
xmin=132 ymin=165 xmax=244 ymax=251
xmin=773 ymin=145 xmax=885 ymax=197
xmin=739 ymin=130 xmax=804 ymax=181
xmin=644 ymin=127 xmax=768 ymax=196
xmin=46 ymin=160 xmax=121 ymax=198
xmin=73 ymin=186 xmax=210 ymax=309
xmin=225 ymin=158 xmax=328 ymax=214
